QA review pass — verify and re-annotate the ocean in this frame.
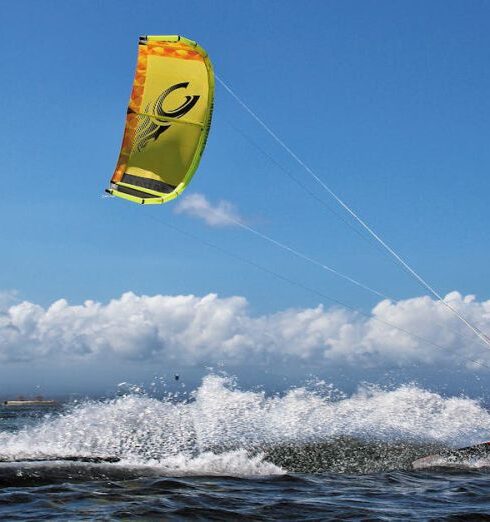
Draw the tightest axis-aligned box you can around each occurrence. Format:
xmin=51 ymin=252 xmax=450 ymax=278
xmin=1 ymin=374 xmax=490 ymax=520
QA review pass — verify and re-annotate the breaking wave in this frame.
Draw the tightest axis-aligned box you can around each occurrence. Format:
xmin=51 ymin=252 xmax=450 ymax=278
xmin=1 ymin=375 xmax=490 ymax=476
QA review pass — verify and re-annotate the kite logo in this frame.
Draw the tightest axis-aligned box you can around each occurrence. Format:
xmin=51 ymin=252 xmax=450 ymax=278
xmin=134 ymin=82 xmax=200 ymax=151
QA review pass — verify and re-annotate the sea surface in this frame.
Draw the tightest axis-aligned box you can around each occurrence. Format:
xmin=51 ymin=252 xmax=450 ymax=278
xmin=1 ymin=375 xmax=490 ymax=520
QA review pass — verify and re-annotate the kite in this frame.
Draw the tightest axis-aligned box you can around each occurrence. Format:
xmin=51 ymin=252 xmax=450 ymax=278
xmin=106 ymin=35 xmax=214 ymax=205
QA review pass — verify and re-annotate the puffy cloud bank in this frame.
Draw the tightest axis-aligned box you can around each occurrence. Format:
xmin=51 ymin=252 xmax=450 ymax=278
xmin=1 ymin=290 xmax=490 ymax=370
xmin=174 ymin=193 xmax=243 ymax=227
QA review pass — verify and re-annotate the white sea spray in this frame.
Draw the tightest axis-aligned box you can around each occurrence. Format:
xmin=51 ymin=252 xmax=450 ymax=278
xmin=1 ymin=375 xmax=489 ymax=475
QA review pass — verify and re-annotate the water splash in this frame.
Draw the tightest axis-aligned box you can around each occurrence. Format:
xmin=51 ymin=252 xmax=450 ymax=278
xmin=1 ymin=375 xmax=489 ymax=475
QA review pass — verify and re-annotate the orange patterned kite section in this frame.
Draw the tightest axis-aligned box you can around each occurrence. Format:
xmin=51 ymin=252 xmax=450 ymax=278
xmin=112 ymin=43 xmax=149 ymax=182
xmin=146 ymin=41 xmax=204 ymax=61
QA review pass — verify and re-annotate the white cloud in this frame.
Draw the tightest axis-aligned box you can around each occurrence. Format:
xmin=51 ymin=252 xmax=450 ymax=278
xmin=1 ymin=290 xmax=490 ymax=371
xmin=175 ymin=193 xmax=243 ymax=227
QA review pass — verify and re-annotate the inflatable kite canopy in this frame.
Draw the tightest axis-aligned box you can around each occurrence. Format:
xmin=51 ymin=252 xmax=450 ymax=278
xmin=106 ymin=35 xmax=214 ymax=205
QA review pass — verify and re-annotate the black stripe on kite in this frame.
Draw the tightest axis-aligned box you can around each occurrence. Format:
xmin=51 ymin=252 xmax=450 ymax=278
xmin=121 ymin=173 xmax=176 ymax=195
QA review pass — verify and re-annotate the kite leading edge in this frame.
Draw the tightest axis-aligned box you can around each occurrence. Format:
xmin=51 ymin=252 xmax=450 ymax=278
xmin=106 ymin=35 xmax=214 ymax=205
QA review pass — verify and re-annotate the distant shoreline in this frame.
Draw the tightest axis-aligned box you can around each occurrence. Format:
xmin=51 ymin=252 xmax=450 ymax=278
xmin=3 ymin=400 xmax=58 ymax=407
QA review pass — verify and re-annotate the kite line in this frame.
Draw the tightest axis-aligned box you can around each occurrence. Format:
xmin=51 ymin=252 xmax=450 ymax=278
xmin=216 ymin=74 xmax=490 ymax=350
xmin=143 ymin=211 xmax=490 ymax=372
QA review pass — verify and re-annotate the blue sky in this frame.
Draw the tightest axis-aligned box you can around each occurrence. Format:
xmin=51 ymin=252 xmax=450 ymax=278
xmin=1 ymin=1 xmax=490 ymax=395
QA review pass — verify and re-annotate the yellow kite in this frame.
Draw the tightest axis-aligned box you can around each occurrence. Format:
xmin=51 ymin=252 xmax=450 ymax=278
xmin=106 ymin=35 xmax=214 ymax=205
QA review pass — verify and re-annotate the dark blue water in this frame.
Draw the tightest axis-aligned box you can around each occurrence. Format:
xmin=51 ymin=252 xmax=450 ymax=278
xmin=1 ymin=376 xmax=490 ymax=520
xmin=2 ymin=468 xmax=490 ymax=520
